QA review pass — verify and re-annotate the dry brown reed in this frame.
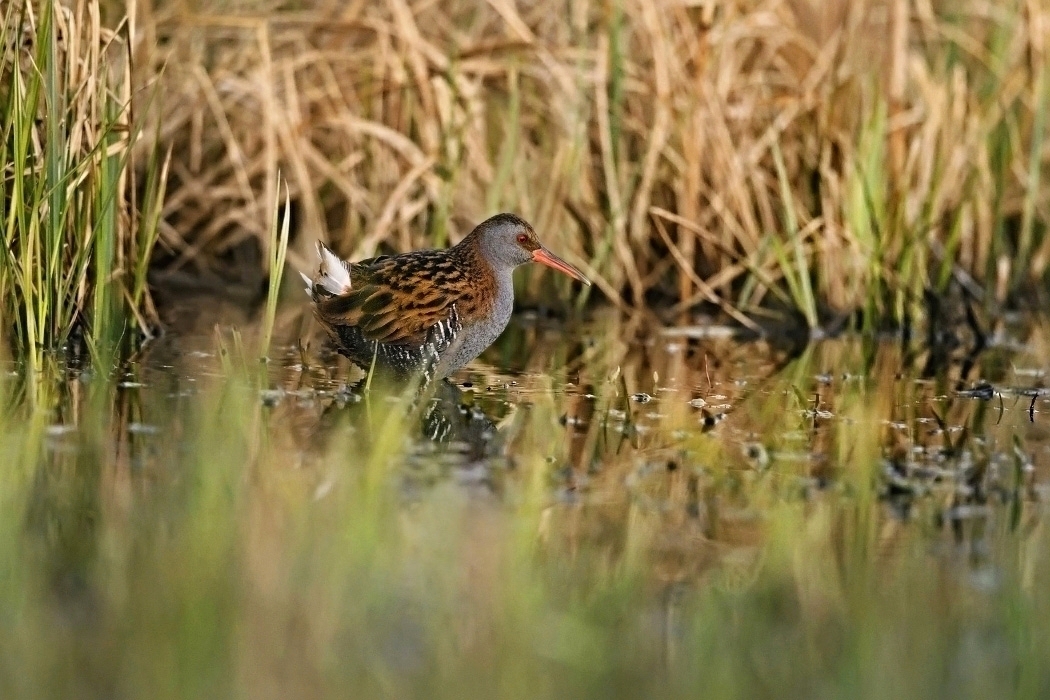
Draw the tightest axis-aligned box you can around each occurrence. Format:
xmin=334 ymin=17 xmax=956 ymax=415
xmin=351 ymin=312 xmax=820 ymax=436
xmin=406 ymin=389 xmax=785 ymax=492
xmin=132 ymin=0 xmax=1050 ymax=325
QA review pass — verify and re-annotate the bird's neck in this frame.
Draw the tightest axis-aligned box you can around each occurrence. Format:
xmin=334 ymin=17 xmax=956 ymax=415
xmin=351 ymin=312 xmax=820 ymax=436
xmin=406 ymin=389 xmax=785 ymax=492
xmin=455 ymin=234 xmax=501 ymax=279
xmin=455 ymin=235 xmax=514 ymax=313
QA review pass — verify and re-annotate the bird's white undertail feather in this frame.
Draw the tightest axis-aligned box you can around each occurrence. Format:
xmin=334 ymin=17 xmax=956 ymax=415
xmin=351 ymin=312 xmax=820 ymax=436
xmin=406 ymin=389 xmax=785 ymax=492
xmin=299 ymin=271 xmax=314 ymax=296
xmin=314 ymin=241 xmax=352 ymax=295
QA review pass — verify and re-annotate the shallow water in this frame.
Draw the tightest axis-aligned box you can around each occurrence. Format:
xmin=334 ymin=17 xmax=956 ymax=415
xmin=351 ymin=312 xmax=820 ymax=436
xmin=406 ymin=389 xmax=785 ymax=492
xmin=2 ymin=306 xmax=1049 ymax=699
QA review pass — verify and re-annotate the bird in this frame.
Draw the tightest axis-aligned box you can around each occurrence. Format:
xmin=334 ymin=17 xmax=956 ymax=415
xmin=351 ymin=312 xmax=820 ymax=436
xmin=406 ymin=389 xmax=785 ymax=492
xmin=300 ymin=213 xmax=590 ymax=382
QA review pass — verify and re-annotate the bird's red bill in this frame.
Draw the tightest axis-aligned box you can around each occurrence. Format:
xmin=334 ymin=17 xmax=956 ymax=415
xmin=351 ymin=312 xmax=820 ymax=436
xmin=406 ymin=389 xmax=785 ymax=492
xmin=532 ymin=248 xmax=591 ymax=285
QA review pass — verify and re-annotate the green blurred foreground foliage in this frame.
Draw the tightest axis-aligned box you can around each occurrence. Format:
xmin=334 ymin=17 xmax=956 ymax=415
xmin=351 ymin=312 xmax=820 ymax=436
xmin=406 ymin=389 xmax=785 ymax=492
xmin=1 ymin=315 xmax=1049 ymax=699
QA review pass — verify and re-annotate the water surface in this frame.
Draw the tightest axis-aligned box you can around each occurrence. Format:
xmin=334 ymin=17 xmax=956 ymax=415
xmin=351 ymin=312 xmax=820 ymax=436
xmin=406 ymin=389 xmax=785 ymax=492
xmin=2 ymin=308 xmax=1049 ymax=699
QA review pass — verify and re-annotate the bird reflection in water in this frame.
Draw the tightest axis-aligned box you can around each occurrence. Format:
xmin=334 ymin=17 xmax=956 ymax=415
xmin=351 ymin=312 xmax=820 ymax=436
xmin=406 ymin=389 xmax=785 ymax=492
xmin=417 ymin=380 xmax=502 ymax=463
xmin=299 ymin=371 xmax=506 ymax=493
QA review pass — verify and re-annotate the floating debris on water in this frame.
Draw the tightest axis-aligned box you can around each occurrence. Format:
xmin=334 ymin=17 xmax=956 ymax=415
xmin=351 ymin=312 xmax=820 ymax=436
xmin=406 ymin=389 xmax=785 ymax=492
xmin=743 ymin=442 xmax=770 ymax=469
xmin=956 ymin=383 xmax=996 ymax=400
xmin=260 ymin=389 xmax=284 ymax=406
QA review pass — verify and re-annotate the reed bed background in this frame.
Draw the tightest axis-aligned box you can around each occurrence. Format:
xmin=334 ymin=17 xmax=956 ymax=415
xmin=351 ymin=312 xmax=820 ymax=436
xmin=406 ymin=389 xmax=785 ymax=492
xmin=140 ymin=0 xmax=1048 ymax=330
xmin=2 ymin=0 xmax=1050 ymax=354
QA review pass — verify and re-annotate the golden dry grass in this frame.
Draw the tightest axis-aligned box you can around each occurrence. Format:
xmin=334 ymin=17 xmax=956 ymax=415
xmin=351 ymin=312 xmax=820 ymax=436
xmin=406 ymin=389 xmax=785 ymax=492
xmin=135 ymin=0 xmax=1048 ymax=328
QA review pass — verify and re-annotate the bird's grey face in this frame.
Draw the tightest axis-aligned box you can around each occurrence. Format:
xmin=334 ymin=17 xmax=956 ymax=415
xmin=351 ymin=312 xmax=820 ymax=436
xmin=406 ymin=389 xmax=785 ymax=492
xmin=478 ymin=214 xmax=539 ymax=268
xmin=477 ymin=213 xmax=590 ymax=284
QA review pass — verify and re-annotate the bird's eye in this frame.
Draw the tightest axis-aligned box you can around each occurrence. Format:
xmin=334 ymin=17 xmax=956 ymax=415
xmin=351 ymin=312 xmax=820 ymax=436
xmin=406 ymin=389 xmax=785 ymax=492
xmin=516 ymin=234 xmax=528 ymax=244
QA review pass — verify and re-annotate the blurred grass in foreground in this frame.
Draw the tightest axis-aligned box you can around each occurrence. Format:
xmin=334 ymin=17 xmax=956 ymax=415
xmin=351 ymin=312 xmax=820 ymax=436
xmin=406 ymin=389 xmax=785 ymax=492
xmin=1 ymin=317 xmax=1048 ymax=699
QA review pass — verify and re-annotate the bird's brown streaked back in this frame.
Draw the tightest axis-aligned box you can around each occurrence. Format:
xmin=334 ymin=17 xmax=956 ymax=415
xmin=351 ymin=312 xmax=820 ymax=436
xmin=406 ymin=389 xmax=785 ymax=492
xmin=311 ymin=245 xmax=497 ymax=346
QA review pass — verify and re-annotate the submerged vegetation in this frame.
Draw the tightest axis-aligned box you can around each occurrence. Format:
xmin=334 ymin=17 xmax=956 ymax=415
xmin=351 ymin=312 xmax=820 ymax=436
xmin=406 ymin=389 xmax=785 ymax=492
xmin=3 ymin=1 xmax=1050 ymax=698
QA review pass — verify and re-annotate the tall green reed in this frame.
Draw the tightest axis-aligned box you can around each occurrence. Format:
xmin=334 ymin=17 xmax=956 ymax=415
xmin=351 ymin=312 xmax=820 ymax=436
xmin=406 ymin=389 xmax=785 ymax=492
xmin=0 ymin=0 xmax=165 ymax=374
xmin=260 ymin=180 xmax=291 ymax=357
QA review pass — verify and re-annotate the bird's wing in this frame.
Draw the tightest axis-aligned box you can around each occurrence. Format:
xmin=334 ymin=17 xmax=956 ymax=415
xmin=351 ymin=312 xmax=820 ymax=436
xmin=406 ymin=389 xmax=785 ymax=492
xmin=312 ymin=252 xmax=465 ymax=346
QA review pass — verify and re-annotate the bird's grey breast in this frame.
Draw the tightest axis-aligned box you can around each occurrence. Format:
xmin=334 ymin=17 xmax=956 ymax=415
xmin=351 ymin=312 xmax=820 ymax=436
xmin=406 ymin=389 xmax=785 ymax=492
xmin=434 ymin=273 xmax=514 ymax=378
